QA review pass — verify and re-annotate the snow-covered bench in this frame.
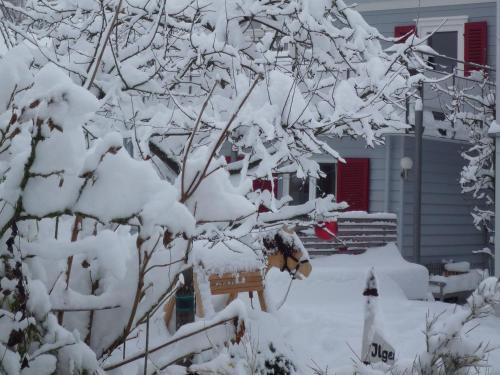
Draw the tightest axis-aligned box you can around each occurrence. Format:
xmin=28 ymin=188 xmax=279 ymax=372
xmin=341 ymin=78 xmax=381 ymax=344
xmin=427 ymin=262 xmax=488 ymax=303
xmin=299 ymin=212 xmax=398 ymax=256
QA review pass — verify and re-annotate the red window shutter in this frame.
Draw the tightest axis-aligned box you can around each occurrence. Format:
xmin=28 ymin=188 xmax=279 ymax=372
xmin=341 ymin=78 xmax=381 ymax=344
xmin=253 ymin=177 xmax=278 ymax=212
xmin=464 ymin=21 xmax=487 ymax=76
xmin=336 ymin=158 xmax=370 ymax=212
xmin=225 ymin=155 xmax=244 ymax=163
xmin=394 ymin=25 xmax=416 ymax=43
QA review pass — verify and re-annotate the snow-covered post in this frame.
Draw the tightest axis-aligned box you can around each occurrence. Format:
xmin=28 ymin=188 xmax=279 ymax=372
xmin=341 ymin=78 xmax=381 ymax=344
xmin=360 ymin=268 xmax=395 ymax=366
xmin=176 ymin=268 xmax=195 ymax=331
xmin=494 ymin=0 xmax=500 ymax=278
xmin=492 ymin=125 xmax=500 ymax=278
xmin=413 ymin=85 xmax=424 ymax=265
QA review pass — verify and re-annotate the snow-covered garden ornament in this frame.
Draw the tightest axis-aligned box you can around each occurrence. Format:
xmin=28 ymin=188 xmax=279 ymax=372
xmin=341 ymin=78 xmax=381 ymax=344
xmin=164 ymin=226 xmax=311 ymax=331
xmin=361 ymin=268 xmax=396 ymax=366
xmin=263 ymin=226 xmax=312 ymax=280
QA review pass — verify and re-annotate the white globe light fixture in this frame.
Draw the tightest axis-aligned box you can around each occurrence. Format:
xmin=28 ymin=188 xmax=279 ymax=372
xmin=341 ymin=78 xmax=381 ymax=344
xmin=400 ymin=156 xmax=413 ymax=179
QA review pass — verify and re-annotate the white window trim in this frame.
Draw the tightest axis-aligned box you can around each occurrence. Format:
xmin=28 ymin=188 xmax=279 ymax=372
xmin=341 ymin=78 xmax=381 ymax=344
xmin=309 ymin=177 xmax=317 ymax=202
xmin=282 ymin=174 xmax=290 ymax=198
xmin=354 ymin=0 xmax=490 ymax=12
xmin=415 ymin=16 xmax=469 ymax=74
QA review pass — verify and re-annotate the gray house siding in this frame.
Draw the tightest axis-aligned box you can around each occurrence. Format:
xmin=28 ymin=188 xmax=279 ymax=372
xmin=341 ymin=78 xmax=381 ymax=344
xmin=351 ymin=2 xmax=496 ymax=113
xmin=316 ymin=135 xmax=487 ymax=268
xmin=400 ymin=136 xmax=487 ymax=266
xmin=356 ymin=0 xmax=496 ymax=65
xmin=342 ymin=1 xmax=494 ymax=267
xmin=352 ymin=1 xmax=496 ymax=68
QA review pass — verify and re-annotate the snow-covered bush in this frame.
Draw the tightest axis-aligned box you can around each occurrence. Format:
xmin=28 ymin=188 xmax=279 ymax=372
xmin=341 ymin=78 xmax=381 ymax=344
xmin=1 ymin=224 xmax=103 ymax=375
xmin=0 ymin=0 xmax=425 ymax=371
xmin=190 ymin=336 xmax=297 ymax=375
xmin=0 ymin=48 xmax=195 ymax=372
xmin=355 ymin=277 xmax=500 ymax=375
xmin=0 ymin=51 xmax=108 ymax=374
xmin=414 ymin=277 xmax=499 ymax=374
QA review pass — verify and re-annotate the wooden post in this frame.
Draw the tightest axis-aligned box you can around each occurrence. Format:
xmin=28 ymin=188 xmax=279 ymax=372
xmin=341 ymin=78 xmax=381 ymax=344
xmin=495 ymin=0 xmax=500 ymax=279
xmin=413 ymin=83 xmax=423 ymax=265
xmin=175 ymin=268 xmax=195 ymax=366
xmin=144 ymin=312 xmax=149 ymax=375
xmin=176 ymin=268 xmax=195 ymax=329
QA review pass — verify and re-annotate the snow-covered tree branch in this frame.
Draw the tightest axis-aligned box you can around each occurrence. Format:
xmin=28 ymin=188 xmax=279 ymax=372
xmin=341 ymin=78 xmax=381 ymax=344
xmin=0 ymin=0 xmax=425 ymax=372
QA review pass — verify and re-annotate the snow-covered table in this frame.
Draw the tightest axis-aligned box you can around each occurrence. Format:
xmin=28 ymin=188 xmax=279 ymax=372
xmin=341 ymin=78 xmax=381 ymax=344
xmin=430 ymin=269 xmax=488 ymax=302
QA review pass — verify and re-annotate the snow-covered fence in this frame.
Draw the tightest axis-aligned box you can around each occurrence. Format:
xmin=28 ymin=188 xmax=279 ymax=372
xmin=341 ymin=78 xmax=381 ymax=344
xmin=299 ymin=212 xmax=398 ymax=256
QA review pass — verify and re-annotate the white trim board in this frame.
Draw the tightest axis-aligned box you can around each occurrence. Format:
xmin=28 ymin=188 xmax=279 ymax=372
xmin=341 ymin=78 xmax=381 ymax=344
xmin=351 ymin=0 xmax=494 ymax=12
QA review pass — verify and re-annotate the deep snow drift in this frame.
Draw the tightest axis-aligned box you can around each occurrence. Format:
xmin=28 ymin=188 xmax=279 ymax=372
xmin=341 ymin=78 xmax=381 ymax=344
xmin=262 ymin=251 xmax=500 ymax=374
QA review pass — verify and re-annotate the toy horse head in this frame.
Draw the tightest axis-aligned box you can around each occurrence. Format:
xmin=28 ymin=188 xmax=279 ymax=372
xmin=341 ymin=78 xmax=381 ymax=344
xmin=263 ymin=226 xmax=312 ymax=279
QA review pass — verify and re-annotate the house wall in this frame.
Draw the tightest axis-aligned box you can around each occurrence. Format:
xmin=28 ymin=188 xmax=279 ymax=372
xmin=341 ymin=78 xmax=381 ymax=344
xmin=352 ymin=0 xmax=494 ymax=11
xmin=348 ymin=0 xmax=496 ymax=68
xmin=319 ymin=135 xmax=488 ymax=268
xmin=348 ymin=1 xmax=496 ymax=115
xmin=400 ymin=136 xmax=488 ymax=267
xmin=342 ymin=1 xmax=494 ymax=268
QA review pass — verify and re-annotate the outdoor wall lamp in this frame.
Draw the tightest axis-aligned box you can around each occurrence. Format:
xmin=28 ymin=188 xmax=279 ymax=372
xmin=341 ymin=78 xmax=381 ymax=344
xmin=400 ymin=156 xmax=413 ymax=179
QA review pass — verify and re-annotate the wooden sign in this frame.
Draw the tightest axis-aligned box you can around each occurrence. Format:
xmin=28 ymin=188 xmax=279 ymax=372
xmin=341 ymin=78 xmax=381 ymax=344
xmin=209 ymin=271 xmax=264 ymax=295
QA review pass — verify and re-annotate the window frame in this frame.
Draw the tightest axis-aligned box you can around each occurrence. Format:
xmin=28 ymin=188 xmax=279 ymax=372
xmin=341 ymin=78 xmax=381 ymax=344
xmin=416 ymin=16 xmax=469 ymax=75
xmin=284 ymin=161 xmax=338 ymax=205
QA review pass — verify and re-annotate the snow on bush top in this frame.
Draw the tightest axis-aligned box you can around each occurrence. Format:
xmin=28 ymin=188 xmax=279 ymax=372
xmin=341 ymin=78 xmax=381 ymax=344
xmin=192 ymin=239 xmax=265 ymax=275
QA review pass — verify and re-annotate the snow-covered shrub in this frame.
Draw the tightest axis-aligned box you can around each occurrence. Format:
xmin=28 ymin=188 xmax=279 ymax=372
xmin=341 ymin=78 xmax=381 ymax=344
xmin=190 ymin=337 xmax=297 ymax=375
xmin=0 ymin=224 xmax=103 ymax=375
xmin=355 ymin=277 xmax=500 ymax=375
xmin=412 ymin=277 xmax=499 ymax=374
xmin=0 ymin=0 xmax=426 ymax=371
xmin=264 ymin=343 xmax=297 ymax=375
xmin=0 ymin=50 xmax=107 ymax=375
xmin=0 ymin=47 xmax=195 ymax=371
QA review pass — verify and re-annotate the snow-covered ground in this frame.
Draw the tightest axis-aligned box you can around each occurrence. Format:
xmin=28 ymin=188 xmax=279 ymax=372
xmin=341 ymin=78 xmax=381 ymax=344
xmin=258 ymin=250 xmax=500 ymax=374
xmin=105 ymin=244 xmax=500 ymax=374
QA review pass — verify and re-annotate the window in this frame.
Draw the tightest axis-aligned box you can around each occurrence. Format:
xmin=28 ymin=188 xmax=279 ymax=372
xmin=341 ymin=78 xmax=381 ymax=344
xmin=316 ymin=163 xmax=336 ymax=198
xmin=289 ymin=175 xmax=309 ymax=205
xmin=416 ymin=16 xmax=468 ymax=74
xmin=287 ymin=159 xmax=370 ymax=211
xmin=428 ymin=31 xmax=458 ymax=72
xmin=288 ymin=163 xmax=336 ymax=205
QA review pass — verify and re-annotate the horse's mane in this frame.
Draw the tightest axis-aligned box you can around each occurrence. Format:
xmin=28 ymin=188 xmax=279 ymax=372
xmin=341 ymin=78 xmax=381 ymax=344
xmin=262 ymin=229 xmax=300 ymax=257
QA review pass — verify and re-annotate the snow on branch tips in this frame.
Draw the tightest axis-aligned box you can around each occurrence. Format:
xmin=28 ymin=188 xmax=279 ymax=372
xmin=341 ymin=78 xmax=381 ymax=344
xmin=0 ymin=0 xmax=428 ymax=371
xmin=0 ymin=50 xmax=195 ymax=373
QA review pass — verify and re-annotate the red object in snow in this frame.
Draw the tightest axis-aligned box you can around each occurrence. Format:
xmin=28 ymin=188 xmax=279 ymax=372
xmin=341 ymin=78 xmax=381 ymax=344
xmin=314 ymin=221 xmax=338 ymax=240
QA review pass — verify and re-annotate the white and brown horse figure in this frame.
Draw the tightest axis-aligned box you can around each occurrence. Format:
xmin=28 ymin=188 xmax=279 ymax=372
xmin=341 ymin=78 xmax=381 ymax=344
xmin=163 ymin=226 xmax=311 ymax=330
xmin=263 ymin=226 xmax=312 ymax=279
